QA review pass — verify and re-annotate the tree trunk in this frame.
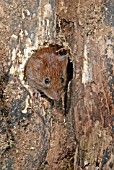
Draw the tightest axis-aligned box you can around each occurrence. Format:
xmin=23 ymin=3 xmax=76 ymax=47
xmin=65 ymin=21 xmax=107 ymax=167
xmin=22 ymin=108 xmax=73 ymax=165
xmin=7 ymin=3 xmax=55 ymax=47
xmin=0 ymin=0 xmax=113 ymax=170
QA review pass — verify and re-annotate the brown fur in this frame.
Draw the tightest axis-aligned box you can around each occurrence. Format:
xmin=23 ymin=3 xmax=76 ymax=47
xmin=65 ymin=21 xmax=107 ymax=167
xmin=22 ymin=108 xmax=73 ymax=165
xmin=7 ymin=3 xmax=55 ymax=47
xmin=25 ymin=47 xmax=68 ymax=100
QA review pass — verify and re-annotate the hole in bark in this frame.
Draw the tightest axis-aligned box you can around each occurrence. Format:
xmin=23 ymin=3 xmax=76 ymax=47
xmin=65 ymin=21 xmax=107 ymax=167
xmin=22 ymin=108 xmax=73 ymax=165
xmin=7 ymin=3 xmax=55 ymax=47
xmin=64 ymin=57 xmax=73 ymax=114
xmin=96 ymin=162 xmax=99 ymax=167
xmin=67 ymin=57 xmax=73 ymax=83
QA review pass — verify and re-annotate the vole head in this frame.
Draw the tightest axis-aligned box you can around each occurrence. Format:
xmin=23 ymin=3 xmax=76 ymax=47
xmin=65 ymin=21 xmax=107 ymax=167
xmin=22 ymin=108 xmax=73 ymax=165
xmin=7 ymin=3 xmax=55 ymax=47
xmin=25 ymin=47 xmax=68 ymax=100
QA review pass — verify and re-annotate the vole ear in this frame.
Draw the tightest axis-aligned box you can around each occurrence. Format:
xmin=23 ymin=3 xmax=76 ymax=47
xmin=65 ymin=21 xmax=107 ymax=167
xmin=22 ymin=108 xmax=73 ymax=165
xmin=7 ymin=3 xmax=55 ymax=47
xmin=36 ymin=60 xmax=42 ymax=68
xmin=58 ymin=55 xmax=68 ymax=67
xmin=36 ymin=59 xmax=43 ymax=69
xmin=32 ymin=57 xmax=43 ymax=70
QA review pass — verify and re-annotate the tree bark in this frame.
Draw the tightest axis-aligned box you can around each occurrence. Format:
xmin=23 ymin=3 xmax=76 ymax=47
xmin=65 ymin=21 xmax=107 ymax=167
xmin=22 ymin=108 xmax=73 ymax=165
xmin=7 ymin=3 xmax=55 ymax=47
xmin=0 ymin=0 xmax=113 ymax=170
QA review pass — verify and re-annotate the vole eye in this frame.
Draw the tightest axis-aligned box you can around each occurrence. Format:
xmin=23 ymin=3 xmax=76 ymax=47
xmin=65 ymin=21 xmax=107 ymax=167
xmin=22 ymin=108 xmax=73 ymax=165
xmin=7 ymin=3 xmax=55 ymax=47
xmin=60 ymin=77 xmax=64 ymax=83
xmin=45 ymin=77 xmax=50 ymax=85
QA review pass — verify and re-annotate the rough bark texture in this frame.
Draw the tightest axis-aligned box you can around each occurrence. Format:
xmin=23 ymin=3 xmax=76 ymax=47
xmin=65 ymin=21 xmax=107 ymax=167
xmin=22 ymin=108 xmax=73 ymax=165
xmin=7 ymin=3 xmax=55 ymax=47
xmin=0 ymin=0 xmax=113 ymax=170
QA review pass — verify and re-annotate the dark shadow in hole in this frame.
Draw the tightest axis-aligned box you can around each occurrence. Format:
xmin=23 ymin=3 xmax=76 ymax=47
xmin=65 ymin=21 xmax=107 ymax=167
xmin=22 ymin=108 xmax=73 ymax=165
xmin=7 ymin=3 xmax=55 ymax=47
xmin=96 ymin=161 xmax=99 ymax=167
xmin=67 ymin=57 xmax=73 ymax=83
xmin=64 ymin=57 xmax=73 ymax=115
